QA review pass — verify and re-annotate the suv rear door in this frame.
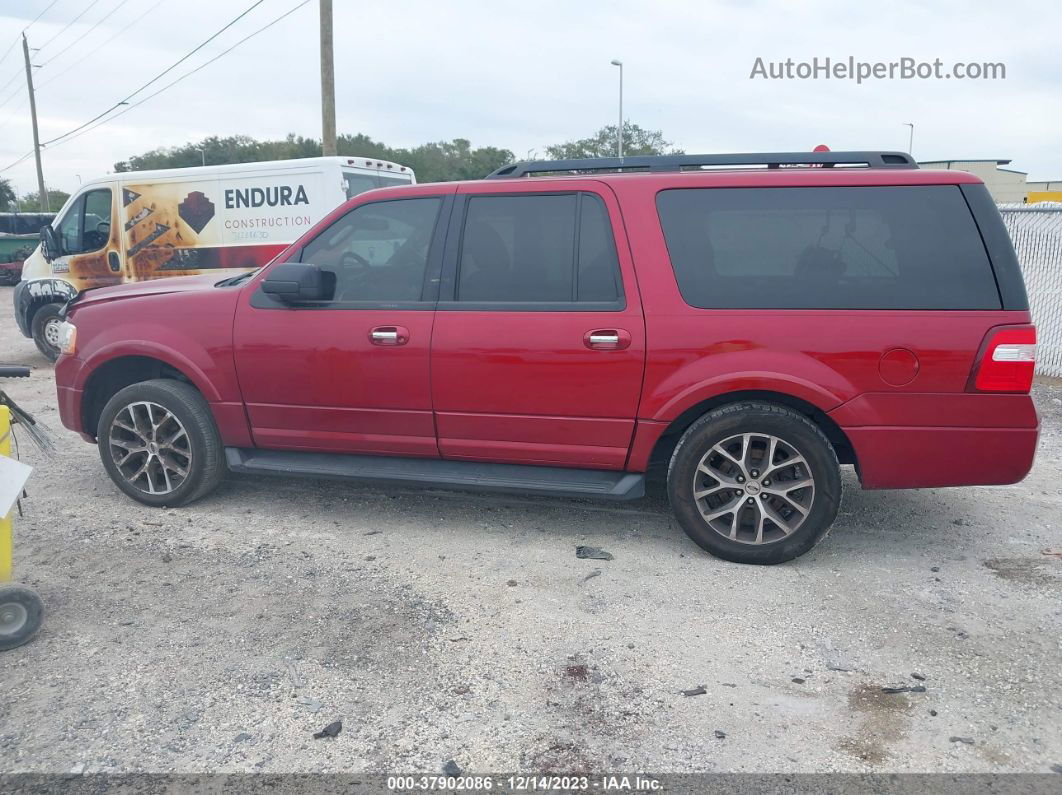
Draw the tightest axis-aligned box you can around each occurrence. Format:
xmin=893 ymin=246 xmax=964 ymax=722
xmin=430 ymin=180 xmax=645 ymax=469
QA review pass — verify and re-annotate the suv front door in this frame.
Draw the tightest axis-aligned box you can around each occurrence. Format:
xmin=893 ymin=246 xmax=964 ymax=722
xmin=233 ymin=187 xmax=454 ymax=456
xmin=430 ymin=182 xmax=645 ymax=469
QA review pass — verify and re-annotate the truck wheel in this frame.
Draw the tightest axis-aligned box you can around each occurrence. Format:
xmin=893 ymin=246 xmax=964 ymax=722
xmin=97 ymin=379 xmax=226 ymax=507
xmin=667 ymin=402 xmax=841 ymax=565
xmin=31 ymin=303 xmax=64 ymax=362
xmin=0 ymin=585 xmax=44 ymax=651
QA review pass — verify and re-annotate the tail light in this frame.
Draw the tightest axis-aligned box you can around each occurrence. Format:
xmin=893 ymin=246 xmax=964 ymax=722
xmin=968 ymin=325 xmax=1037 ymax=393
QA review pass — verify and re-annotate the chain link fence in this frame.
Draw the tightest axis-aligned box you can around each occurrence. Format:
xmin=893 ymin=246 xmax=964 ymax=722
xmin=999 ymin=203 xmax=1062 ymax=377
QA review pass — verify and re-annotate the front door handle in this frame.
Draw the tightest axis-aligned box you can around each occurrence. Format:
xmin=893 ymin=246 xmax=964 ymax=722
xmin=369 ymin=325 xmax=410 ymax=346
xmin=584 ymin=328 xmax=631 ymax=350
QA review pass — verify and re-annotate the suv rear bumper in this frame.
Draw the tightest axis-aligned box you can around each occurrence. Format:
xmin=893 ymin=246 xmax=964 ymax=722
xmin=845 ymin=424 xmax=1039 ymax=489
xmin=830 ymin=392 xmax=1040 ymax=489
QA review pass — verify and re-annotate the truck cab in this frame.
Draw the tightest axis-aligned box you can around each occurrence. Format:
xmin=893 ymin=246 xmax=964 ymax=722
xmin=13 ymin=156 xmax=414 ymax=360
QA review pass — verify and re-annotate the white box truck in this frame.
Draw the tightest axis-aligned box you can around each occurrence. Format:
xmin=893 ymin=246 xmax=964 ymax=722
xmin=14 ymin=155 xmax=415 ymax=359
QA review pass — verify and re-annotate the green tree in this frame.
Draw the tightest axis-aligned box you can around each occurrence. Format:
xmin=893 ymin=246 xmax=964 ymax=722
xmin=388 ymin=139 xmax=514 ymax=183
xmin=545 ymin=122 xmax=682 ymax=159
xmin=0 ymin=177 xmax=15 ymax=211
xmin=19 ymin=189 xmax=70 ymax=212
xmin=114 ymin=133 xmax=514 ymax=182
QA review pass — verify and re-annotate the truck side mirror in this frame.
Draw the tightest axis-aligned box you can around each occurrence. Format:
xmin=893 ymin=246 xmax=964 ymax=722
xmin=39 ymin=225 xmax=59 ymax=262
xmin=261 ymin=262 xmax=334 ymax=303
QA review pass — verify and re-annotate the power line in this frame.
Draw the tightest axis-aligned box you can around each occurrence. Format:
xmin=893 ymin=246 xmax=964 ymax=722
xmin=0 ymin=0 xmax=156 ymax=135
xmin=45 ymin=1 xmax=311 ymax=150
xmin=0 ymin=97 xmax=29 ymax=136
xmin=37 ymin=0 xmax=133 ymax=70
xmin=0 ymin=0 xmax=64 ymax=72
xmin=0 ymin=69 xmax=22 ymax=99
xmin=0 ymin=149 xmax=34 ymax=174
xmin=40 ymin=0 xmax=266 ymax=148
xmin=1 ymin=0 xmax=309 ymax=173
xmin=37 ymin=0 xmax=162 ymax=91
xmin=36 ymin=0 xmax=103 ymax=56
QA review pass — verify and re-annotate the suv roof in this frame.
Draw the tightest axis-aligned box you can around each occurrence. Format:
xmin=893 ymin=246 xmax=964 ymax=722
xmin=477 ymin=151 xmax=983 ymax=189
xmin=486 ymin=150 xmax=918 ymax=179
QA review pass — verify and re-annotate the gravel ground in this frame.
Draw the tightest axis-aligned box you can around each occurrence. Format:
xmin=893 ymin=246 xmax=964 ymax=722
xmin=0 ymin=283 xmax=1060 ymax=775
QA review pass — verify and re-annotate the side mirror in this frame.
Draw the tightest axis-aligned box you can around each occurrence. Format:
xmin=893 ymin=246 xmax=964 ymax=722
xmin=261 ymin=262 xmax=333 ymax=303
xmin=40 ymin=225 xmax=59 ymax=262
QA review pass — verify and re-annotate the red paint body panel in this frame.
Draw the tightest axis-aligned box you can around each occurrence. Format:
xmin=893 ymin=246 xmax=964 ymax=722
xmin=231 ymin=307 xmax=438 ymax=456
xmin=846 ymin=427 xmax=1039 ymax=488
xmin=627 ymin=419 xmax=670 ymax=472
xmin=55 ymin=165 xmax=1038 ymax=495
xmin=430 ymin=311 xmax=645 ymax=468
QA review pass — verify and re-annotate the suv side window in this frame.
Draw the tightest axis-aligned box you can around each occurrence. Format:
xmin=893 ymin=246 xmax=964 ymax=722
xmin=55 ymin=188 xmax=113 ymax=256
xmin=657 ymin=185 xmax=1001 ymax=310
xmin=454 ymin=192 xmax=622 ymax=306
xmin=297 ymin=197 xmax=442 ymax=304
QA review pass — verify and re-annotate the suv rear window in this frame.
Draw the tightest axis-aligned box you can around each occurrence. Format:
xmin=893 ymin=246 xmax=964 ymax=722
xmin=656 ymin=185 xmax=1000 ymax=310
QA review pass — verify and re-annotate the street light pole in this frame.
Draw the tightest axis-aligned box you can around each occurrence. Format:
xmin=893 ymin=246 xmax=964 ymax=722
xmin=610 ymin=59 xmax=623 ymax=158
xmin=196 ymin=148 xmax=206 ymax=167
xmin=903 ymin=122 xmax=914 ymax=155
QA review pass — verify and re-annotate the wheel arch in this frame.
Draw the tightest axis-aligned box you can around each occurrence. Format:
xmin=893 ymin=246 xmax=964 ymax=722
xmin=80 ymin=354 xmax=203 ymax=440
xmin=646 ymin=389 xmax=858 ymax=471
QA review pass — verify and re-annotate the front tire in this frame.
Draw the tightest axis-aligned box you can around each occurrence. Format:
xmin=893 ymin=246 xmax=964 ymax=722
xmin=31 ymin=303 xmax=64 ymax=362
xmin=667 ymin=402 xmax=841 ymax=565
xmin=97 ymin=379 xmax=226 ymax=507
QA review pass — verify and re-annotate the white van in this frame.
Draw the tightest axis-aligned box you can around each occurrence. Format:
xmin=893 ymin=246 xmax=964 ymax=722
xmin=14 ymin=155 xmax=415 ymax=359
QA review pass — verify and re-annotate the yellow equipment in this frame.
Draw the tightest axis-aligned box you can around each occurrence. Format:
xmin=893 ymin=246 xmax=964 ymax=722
xmin=0 ymin=376 xmax=45 ymax=651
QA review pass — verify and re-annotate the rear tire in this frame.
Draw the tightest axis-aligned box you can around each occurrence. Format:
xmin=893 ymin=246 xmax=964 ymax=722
xmin=667 ymin=402 xmax=841 ymax=565
xmin=31 ymin=303 xmax=64 ymax=362
xmin=97 ymin=379 xmax=226 ymax=507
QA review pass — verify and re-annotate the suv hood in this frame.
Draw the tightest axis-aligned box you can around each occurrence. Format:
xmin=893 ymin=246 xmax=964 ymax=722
xmin=70 ymin=273 xmax=243 ymax=308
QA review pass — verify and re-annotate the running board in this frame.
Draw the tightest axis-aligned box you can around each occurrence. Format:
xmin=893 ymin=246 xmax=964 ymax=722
xmin=224 ymin=448 xmax=645 ymax=501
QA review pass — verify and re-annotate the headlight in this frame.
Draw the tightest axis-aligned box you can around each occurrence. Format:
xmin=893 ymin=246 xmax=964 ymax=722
xmin=58 ymin=321 xmax=77 ymax=356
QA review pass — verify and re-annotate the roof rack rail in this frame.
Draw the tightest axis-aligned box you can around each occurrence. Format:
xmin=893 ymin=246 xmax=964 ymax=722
xmin=486 ymin=151 xmax=918 ymax=179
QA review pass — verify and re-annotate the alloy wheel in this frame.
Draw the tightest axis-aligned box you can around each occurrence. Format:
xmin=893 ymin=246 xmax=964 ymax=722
xmin=108 ymin=401 xmax=191 ymax=496
xmin=692 ymin=432 xmax=815 ymax=545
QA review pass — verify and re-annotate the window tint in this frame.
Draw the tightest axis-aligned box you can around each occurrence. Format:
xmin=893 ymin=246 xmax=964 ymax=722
xmin=55 ymin=188 xmax=113 ymax=256
xmin=342 ymin=173 xmax=377 ymax=199
xmin=342 ymin=170 xmax=414 ymax=199
xmin=55 ymin=196 xmax=82 ymax=255
xmin=82 ymin=189 xmax=112 ymax=251
xmin=656 ymin=186 xmax=1000 ymax=310
xmin=299 ymin=197 xmax=441 ymax=303
xmin=457 ymin=193 xmax=620 ymax=303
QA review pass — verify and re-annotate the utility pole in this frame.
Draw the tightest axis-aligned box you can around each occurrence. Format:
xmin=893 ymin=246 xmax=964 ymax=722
xmin=22 ymin=33 xmax=48 ymax=212
xmin=319 ymin=0 xmax=337 ymax=156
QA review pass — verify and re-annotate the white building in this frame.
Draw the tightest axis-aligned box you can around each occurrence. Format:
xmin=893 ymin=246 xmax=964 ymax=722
xmin=917 ymin=159 xmax=1030 ymax=203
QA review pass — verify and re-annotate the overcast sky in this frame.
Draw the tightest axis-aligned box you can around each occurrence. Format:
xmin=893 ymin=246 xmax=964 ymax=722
xmin=0 ymin=0 xmax=1059 ymax=195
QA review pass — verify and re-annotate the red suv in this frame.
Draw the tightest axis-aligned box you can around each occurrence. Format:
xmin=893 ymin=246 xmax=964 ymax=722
xmin=53 ymin=151 xmax=1039 ymax=564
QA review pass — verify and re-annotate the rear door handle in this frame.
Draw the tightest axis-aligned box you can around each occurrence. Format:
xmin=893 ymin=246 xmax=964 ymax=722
xmin=584 ymin=328 xmax=631 ymax=350
xmin=369 ymin=325 xmax=410 ymax=346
